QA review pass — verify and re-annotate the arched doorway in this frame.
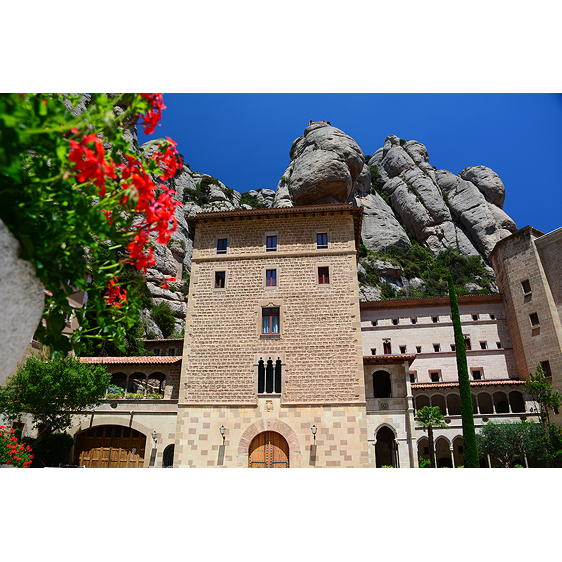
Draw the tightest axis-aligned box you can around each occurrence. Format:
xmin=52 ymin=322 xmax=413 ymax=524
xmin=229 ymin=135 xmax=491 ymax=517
xmin=248 ymin=431 xmax=289 ymax=468
xmin=73 ymin=425 xmax=147 ymax=467
xmin=375 ymin=426 xmax=398 ymax=468
xmin=163 ymin=444 xmax=175 ymax=468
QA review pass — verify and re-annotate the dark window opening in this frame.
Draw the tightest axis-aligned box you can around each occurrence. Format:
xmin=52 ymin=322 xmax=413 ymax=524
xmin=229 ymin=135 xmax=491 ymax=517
xmin=497 ymin=342 xmax=502 ymax=349
xmin=530 ymin=313 xmax=540 ymax=327
xmin=472 ymin=314 xmax=479 ymax=321
xmin=266 ymin=236 xmax=277 ymax=251
xmin=370 ymin=348 xmax=376 ymax=355
xmin=317 ymin=233 xmax=328 ymax=249
xmin=168 ymin=348 xmax=175 ymax=356
xmin=409 ymin=373 xmax=416 ymax=383
xmin=540 ymin=361 xmax=552 ymax=378
xmin=383 ymin=341 xmax=392 ymax=355
xmin=522 ymin=280 xmax=531 ymax=294
xmin=215 ymin=271 xmax=226 ymax=288
xmin=416 ymin=346 xmax=421 ymax=353
xmin=392 ymin=318 xmax=399 ymax=325
xmin=432 ymin=316 xmax=438 ymax=323
xmin=266 ymin=269 xmax=277 ymax=287
xmin=472 ymin=370 xmax=482 ymax=380
xmin=433 ymin=344 xmax=441 ymax=352
xmin=450 ymin=344 xmax=456 ymax=351
xmin=400 ymin=346 xmax=406 ymax=354
xmin=411 ymin=318 xmax=417 ymax=324
xmin=258 ymin=358 xmax=282 ymax=394
xmin=371 ymin=320 xmax=378 ymax=326
xmin=430 ymin=372 xmax=440 ymax=382
xmin=217 ymin=238 xmax=227 ymax=254
xmin=318 ymin=266 xmax=330 ymax=285
xmin=163 ymin=445 xmax=175 ymax=468
xmin=465 ymin=338 xmax=471 ymax=350
xmin=490 ymin=314 xmax=496 ymax=320
xmin=373 ymin=371 xmax=392 ymax=398
xmin=480 ymin=341 xmax=487 ymax=350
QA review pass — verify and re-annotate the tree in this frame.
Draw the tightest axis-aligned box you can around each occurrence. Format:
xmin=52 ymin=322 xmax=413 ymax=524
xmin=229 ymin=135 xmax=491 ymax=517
xmin=0 ymin=93 xmax=181 ymax=356
xmin=476 ymin=420 xmax=545 ymax=467
xmin=0 ymin=351 xmax=111 ymax=444
xmin=415 ymin=406 xmax=448 ymax=468
xmin=523 ymin=365 xmax=562 ymax=466
xmin=448 ymin=274 xmax=480 ymax=467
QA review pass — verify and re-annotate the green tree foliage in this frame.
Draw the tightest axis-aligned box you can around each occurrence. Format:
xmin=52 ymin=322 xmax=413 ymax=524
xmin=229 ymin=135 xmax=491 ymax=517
xmin=0 ymin=352 xmax=111 ymax=444
xmin=476 ymin=421 xmax=545 ymax=468
xmin=240 ymin=191 xmax=266 ymax=209
xmin=152 ymin=302 xmax=177 ymax=339
xmin=449 ymin=275 xmax=479 ymax=468
xmin=523 ymin=365 xmax=562 ymax=466
xmin=30 ymin=432 xmax=75 ymax=467
xmin=415 ymin=406 xmax=448 ymax=468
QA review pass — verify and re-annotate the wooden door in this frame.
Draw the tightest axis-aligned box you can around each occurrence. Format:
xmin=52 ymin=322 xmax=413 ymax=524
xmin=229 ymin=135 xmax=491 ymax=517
xmin=249 ymin=431 xmax=289 ymax=468
xmin=74 ymin=425 xmax=147 ymax=468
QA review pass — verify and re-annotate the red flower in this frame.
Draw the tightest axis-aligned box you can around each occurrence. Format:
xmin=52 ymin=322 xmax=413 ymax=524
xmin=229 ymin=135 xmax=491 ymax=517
xmin=140 ymin=93 xmax=166 ymax=135
xmin=104 ymin=278 xmax=128 ymax=308
xmin=162 ymin=277 xmax=176 ymax=290
xmin=150 ymin=137 xmax=183 ymax=180
xmin=69 ymin=133 xmax=116 ymax=197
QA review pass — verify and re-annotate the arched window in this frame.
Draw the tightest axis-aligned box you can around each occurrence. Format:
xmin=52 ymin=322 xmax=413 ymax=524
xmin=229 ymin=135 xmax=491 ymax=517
xmin=163 ymin=444 xmax=174 ymax=468
xmin=373 ymin=371 xmax=391 ymax=398
xmin=258 ymin=358 xmax=281 ymax=394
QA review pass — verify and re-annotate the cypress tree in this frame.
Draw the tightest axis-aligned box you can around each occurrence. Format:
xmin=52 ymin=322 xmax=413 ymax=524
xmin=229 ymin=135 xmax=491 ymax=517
xmin=448 ymin=275 xmax=480 ymax=467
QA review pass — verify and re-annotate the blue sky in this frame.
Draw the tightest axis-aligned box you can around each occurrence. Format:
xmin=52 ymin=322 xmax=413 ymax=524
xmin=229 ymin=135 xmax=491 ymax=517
xmin=138 ymin=93 xmax=562 ymax=235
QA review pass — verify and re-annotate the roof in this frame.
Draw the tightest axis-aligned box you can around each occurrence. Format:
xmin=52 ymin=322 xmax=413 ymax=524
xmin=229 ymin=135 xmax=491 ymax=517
xmin=187 ymin=203 xmax=364 ymax=256
xmin=79 ymin=356 xmax=182 ymax=365
xmin=363 ymin=354 xmax=416 ymax=365
xmin=360 ymin=293 xmax=503 ymax=310
xmin=142 ymin=338 xmax=184 ymax=344
xmin=412 ymin=379 xmax=525 ymax=390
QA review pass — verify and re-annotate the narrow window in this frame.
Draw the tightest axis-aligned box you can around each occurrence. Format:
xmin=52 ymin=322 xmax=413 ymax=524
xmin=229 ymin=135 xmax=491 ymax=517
xmin=465 ymin=337 xmax=471 ymax=350
xmin=416 ymin=346 xmax=422 ymax=353
xmin=522 ymin=280 xmax=531 ymax=294
xmin=411 ymin=318 xmax=417 ymax=324
xmin=472 ymin=370 xmax=482 ymax=380
xmin=266 ymin=235 xmax=277 ymax=251
xmin=480 ymin=341 xmax=487 ymax=350
xmin=430 ymin=372 xmax=440 ymax=382
xmin=275 ymin=359 xmax=282 ymax=393
xmin=490 ymin=314 xmax=496 ymax=320
xmin=392 ymin=318 xmax=399 ymax=325
xmin=258 ymin=357 xmax=282 ymax=394
xmin=540 ymin=361 xmax=552 ymax=378
xmin=317 ymin=233 xmax=328 ymax=249
xmin=217 ymin=238 xmax=228 ymax=254
xmin=400 ymin=346 xmax=406 ymax=354
xmin=433 ymin=344 xmax=441 ymax=352
xmin=215 ymin=271 xmax=226 ymax=288
xmin=168 ymin=348 xmax=175 ymax=356
xmin=318 ymin=266 xmax=330 ymax=285
xmin=450 ymin=344 xmax=456 ymax=351
xmin=383 ymin=341 xmax=392 ymax=355
xmin=262 ymin=307 xmax=280 ymax=334
xmin=409 ymin=372 xmax=416 ymax=383
xmin=432 ymin=316 xmax=438 ymax=323
xmin=266 ymin=269 xmax=277 ymax=287
xmin=496 ymin=342 xmax=502 ymax=349
xmin=258 ymin=359 xmax=265 ymax=393
xmin=472 ymin=314 xmax=479 ymax=321
xmin=265 ymin=359 xmax=274 ymax=393
xmin=370 ymin=348 xmax=376 ymax=355
xmin=371 ymin=320 xmax=378 ymax=326
xmin=153 ymin=349 xmax=160 ymax=356
xmin=530 ymin=313 xmax=540 ymax=327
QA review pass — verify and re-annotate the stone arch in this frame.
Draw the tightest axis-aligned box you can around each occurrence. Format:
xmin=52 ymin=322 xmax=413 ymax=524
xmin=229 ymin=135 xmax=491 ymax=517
xmin=374 ymin=424 xmax=398 ymax=467
xmin=373 ymin=421 xmax=398 ymax=442
xmin=435 ymin=435 xmax=453 ymax=467
xmin=237 ymin=418 xmax=301 ymax=468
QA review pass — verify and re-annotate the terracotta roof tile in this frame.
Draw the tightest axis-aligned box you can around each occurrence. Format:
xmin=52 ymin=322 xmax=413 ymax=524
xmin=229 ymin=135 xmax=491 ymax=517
xmin=412 ymin=379 xmax=524 ymax=389
xmin=79 ymin=356 xmax=182 ymax=365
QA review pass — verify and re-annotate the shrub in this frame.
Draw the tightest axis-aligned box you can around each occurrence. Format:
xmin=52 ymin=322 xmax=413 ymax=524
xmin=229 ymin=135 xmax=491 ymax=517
xmin=146 ymin=393 xmax=163 ymax=399
xmin=152 ymin=302 xmax=176 ymax=339
xmin=125 ymin=393 xmax=144 ymax=399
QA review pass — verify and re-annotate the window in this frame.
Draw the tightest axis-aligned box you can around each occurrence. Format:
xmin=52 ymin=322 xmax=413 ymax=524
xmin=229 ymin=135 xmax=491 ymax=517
xmin=371 ymin=320 xmax=378 ymax=326
xmin=430 ymin=372 xmax=440 ymax=382
xmin=433 ymin=344 xmax=441 ymax=352
xmin=266 ymin=269 xmax=277 ymax=287
xmin=215 ymin=271 xmax=226 ymax=288
xmin=522 ymin=280 xmax=531 ymax=294
xmin=464 ymin=337 xmax=471 ymax=350
xmin=540 ymin=361 xmax=552 ymax=378
xmin=392 ymin=318 xmax=399 ymax=325
xmin=409 ymin=372 xmax=416 ymax=383
xmin=370 ymin=348 xmax=376 ymax=355
xmin=383 ymin=341 xmax=392 ymax=355
xmin=373 ymin=371 xmax=391 ymax=398
xmin=450 ymin=344 xmax=456 ymax=351
xmin=217 ymin=238 xmax=227 ymax=254
xmin=411 ymin=318 xmax=417 ymax=324
xmin=432 ymin=316 xmax=439 ymax=323
xmin=496 ymin=342 xmax=502 ymax=349
xmin=416 ymin=346 xmax=422 ymax=353
xmin=168 ymin=348 xmax=175 ymax=356
xmin=400 ymin=346 xmax=406 ymax=354
xmin=317 ymin=233 xmax=328 ymax=249
xmin=480 ymin=341 xmax=487 ymax=350
xmin=153 ymin=349 xmax=160 ymax=356
xmin=490 ymin=314 xmax=496 ymax=320
xmin=472 ymin=370 xmax=482 ymax=380
xmin=266 ymin=235 xmax=277 ymax=251
xmin=262 ymin=307 xmax=280 ymax=334
xmin=258 ymin=357 xmax=282 ymax=394
xmin=318 ymin=266 xmax=330 ymax=285
xmin=472 ymin=314 xmax=479 ymax=321
xmin=530 ymin=313 xmax=540 ymax=327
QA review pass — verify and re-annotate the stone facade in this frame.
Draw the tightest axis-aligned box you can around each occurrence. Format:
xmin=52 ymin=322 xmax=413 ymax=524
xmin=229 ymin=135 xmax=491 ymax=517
xmin=490 ymin=226 xmax=562 ymax=419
